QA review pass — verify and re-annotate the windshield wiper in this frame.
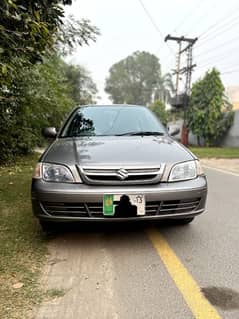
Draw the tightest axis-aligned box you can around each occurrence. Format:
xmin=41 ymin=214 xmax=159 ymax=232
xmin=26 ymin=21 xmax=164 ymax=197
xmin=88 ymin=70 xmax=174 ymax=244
xmin=116 ymin=131 xmax=165 ymax=136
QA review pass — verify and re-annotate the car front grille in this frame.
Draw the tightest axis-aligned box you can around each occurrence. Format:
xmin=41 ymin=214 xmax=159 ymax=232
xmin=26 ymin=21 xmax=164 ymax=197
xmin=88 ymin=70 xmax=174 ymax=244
xmin=41 ymin=198 xmax=201 ymax=218
xmin=78 ymin=165 xmax=165 ymax=185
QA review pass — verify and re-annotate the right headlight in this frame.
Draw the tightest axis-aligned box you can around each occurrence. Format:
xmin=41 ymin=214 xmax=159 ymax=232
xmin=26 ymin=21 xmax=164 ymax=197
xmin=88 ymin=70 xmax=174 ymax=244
xmin=168 ymin=160 xmax=203 ymax=182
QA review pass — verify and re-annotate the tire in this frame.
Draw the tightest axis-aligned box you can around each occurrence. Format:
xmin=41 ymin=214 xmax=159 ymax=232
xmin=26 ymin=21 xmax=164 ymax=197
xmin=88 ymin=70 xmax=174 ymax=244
xmin=175 ymin=217 xmax=195 ymax=225
xmin=39 ymin=220 xmax=55 ymax=233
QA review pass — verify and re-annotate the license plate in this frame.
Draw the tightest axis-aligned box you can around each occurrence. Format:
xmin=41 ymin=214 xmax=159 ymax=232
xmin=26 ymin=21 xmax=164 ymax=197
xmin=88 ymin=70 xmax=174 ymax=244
xmin=103 ymin=194 xmax=145 ymax=216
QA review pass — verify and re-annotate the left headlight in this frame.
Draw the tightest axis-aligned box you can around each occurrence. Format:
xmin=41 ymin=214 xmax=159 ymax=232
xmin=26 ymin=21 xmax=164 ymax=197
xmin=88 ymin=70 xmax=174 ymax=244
xmin=168 ymin=160 xmax=202 ymax=182
xmin=33 ymin=163 xmax=74 ymax=183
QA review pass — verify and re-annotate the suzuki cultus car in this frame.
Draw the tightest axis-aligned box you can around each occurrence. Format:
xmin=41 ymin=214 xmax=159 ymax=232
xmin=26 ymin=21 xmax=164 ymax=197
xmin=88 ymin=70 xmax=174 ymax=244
xmin=31 ymin=105 xmax=207 ymax=231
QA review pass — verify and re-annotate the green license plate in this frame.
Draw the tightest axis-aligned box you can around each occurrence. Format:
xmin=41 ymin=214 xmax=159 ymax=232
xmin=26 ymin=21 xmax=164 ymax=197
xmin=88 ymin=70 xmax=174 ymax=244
xmin=103 ymin=194 xmax=145 ymax=216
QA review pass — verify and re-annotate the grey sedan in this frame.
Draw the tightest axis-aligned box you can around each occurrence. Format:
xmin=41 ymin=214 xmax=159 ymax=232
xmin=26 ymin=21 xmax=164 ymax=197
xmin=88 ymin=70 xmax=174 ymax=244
xmin=31 ymin=105 xmax=207 ymax=231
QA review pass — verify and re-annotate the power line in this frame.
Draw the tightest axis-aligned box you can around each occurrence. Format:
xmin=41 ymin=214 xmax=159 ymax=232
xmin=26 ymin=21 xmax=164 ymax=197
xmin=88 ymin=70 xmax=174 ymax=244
xmin=171 ymin=0 xmax=205 ymax=33
xmin=137 ymin=0 xmax=164 ymax=39
xmin=198 ymin=2 xmax=239 ymax=38
xmin=186 ymin=2 xmax=239 ymax=78
xmin=195 ymin=33 xmax=239 ymax=58
xmin=184 ymin=0 xmax=218 ymax=37
xmin=137 ymin=0 xmax=175 ymax=56
xmin=195 ymin=17 xmax=239 ymax=49
xmin=221 ymin=68 xmax=239 ymax=75
xmin=199 ymin=14 xmax=239 ymax=41
xmin=197 ymin=60 xmax=238 ymax=73
xmin=197 ymin=57 xmax=239 ymax=71
xmin=196 ymin=43 xmax=239 ymax=67
xmin=194 ymin=66 xmax=239 ymax=76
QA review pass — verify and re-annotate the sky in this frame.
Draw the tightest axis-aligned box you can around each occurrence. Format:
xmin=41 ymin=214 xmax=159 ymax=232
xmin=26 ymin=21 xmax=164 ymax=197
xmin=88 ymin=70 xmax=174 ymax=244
xmin=64 ymin=0 xmax=239 ymax=103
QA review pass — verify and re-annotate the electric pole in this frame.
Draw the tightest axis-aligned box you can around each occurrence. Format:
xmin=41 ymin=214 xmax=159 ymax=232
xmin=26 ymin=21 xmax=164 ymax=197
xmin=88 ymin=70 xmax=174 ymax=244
xmin=165 ymin=35 xmax=198 ymax=145
xmin=175 ymin=41 xmax=182 ymax=96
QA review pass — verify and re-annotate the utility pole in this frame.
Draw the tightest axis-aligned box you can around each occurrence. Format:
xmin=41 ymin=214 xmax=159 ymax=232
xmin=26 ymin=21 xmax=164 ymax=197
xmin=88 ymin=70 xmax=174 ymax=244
xmin=165 ymin=35 xmax=197 ymax=145
xmin=175 ymin=41 xmax=182 ymax=96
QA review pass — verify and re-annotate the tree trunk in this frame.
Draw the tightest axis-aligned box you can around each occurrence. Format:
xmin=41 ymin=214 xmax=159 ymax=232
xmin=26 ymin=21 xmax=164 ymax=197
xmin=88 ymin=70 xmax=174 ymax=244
xmin=197 ymin=135 xmax=201 ymax=146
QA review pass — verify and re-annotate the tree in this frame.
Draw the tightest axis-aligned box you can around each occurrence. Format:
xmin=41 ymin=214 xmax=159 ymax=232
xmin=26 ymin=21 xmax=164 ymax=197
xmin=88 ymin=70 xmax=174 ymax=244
xmin=153 ymin=73 xmax=175 ymax=103
xmin=58 ymin=15 xmax=100 ymax=56
xmin=0 ymin=1 xmax=100 ymax=163
xmin=149 ymin=100 xmax=169 ymax=125
xmin=0 ymin=57 xmax=72 ymax=163
xmin=187 ymin=68 xmax=234 ymax=146
xmin=0 ymin=56 xmax=99 ymax=163
xmin=105 ymin=51 xmax=173 ymax=105
xmin=63 ymin=63 xmax=98 ymax=105
xmin=0 ymin=0 xmax=99 ymax=87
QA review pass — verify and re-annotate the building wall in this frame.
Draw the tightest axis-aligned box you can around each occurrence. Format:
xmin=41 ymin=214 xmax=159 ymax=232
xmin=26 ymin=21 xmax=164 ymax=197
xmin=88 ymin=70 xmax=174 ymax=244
xmin=168 ymin=86 xmax=239 ymax=146
xmin=232 ymin=102 xmax=239 ymax=110
xmin=222 ymin=110 xmax=239 ymax=147
xmin=168 ymin=110 xmax=239 ymax=147
xmin=226 ymin=86 xmax=239 ymax=110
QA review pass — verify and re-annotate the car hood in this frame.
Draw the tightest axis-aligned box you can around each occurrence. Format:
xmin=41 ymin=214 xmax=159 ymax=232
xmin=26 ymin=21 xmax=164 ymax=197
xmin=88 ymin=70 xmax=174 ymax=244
xmin=42 ymin=136 xmax=195 ymax=167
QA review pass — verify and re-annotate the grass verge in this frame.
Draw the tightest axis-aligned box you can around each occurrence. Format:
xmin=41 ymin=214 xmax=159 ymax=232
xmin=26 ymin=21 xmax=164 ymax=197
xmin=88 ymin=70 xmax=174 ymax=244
xmin=189 ymin=147 xmax=239 ymax=159
xmin=0 ymin=154 xmax=47 ymax=319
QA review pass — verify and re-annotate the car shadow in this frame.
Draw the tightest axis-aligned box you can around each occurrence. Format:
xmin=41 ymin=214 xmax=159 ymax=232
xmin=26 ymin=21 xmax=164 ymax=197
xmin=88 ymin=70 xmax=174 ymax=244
xmin=41 ymin=219 xmax=192 ymax=241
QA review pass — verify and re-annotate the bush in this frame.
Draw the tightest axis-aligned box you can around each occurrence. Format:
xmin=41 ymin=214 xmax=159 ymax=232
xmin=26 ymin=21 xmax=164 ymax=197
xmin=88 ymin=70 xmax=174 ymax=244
xmin=0 ymin=57 xmax=74 ymax=164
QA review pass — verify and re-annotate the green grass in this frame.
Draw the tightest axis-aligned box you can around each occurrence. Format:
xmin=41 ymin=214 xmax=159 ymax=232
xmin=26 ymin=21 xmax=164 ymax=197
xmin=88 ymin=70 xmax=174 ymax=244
xmin=189 ymin=147 xmax=239 ymax=159
xmin=0 ymin=153 xmax=48 ymax=319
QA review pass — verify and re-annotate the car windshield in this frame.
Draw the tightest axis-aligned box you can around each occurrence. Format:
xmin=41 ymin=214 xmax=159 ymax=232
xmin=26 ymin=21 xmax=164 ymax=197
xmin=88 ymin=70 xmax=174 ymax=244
xmin=60 ymin=105 xmax=166 ymax=137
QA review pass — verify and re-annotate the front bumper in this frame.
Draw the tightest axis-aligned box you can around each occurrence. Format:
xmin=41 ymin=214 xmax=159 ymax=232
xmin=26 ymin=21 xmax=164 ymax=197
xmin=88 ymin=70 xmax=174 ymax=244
xmin=31 ymin=176 xmax=207 ymax=222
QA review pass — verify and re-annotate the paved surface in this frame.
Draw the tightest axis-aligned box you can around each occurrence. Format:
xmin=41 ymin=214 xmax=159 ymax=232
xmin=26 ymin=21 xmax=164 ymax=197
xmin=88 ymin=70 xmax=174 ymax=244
xmin=34 ymin=167 xmax=239 ymax=319
xmin=201 ymin=159 xmax=239 ymax=175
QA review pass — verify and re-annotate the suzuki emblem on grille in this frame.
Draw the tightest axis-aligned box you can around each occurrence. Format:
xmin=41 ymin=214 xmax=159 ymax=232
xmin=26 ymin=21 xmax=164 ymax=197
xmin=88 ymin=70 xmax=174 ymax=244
xmin=117 ymin=168 xmax=129 ymax=180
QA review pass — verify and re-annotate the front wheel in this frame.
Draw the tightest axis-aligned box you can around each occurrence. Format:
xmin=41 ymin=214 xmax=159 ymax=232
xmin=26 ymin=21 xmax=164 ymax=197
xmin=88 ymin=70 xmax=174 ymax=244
xmin=39 ymin=220 xmax=55 ymax=233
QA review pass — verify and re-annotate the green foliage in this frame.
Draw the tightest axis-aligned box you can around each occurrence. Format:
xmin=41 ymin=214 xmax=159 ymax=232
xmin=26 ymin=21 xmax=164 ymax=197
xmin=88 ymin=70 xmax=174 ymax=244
xmin=149 ymin=100 xmax=169 ymax=125
xmin=0 ymin=56 xmax=98 ymax=164
xmin=105 ymin=51 xmax=174 ymax=105
xmin=0 ymin=57 xmax=70 ymax=163
xmin=0 ymin=0 xmax=99 ymax=86
xmin=187 ymin=68 xmax=234 ymax=146
xmin=1 ymin=0 xmax=62 ymax=85
xmin=58 ymin=15 xmax=100 ymax=56
xmin=0 ymin=1 xmax=99 ymax=164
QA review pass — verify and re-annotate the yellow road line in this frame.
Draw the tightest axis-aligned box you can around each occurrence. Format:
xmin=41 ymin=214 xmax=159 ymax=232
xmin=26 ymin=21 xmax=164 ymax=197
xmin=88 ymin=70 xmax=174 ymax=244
xmin=147 ymin=228 xmax=222 ymax=319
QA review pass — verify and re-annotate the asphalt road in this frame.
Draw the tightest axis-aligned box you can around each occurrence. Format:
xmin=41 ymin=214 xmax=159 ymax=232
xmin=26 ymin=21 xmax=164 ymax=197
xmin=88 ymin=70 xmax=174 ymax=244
xmin=34 ymin=168 xmax=239 ymax=319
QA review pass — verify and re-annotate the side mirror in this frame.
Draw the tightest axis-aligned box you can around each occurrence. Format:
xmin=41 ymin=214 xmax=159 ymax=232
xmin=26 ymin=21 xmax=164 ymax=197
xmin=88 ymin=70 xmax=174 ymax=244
xmin=168 ymin=127 xmax=180 ymax=137
xmin=42 ymin=127 xmax=57 ymax=139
